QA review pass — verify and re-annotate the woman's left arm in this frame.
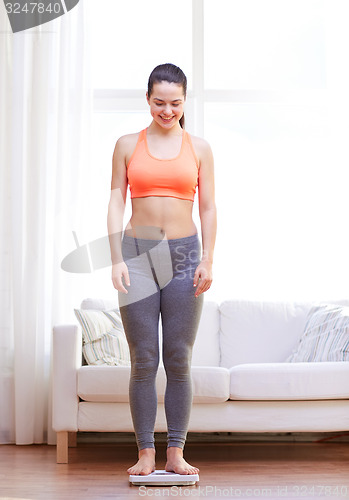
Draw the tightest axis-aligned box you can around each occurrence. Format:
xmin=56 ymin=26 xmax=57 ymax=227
xmin=193 ymin=138 xmax=217 ymax=298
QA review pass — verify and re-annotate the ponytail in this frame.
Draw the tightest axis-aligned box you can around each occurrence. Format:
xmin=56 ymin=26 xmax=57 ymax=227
xmin=179 ymin=113 xmax=185 ymax=129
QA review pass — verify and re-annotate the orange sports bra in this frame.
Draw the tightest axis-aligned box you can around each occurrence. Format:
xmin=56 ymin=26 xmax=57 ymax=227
xmin=126 ymin=128 xmax=199 ymax=202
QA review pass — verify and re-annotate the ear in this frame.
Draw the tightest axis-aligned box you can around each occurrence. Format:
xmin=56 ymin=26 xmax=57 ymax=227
xmin=146 ymin=92 xmax=150 ymax=105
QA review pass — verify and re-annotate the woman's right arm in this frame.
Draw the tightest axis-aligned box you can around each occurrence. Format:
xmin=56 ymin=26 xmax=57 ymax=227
xmin=107 ymin=137 xmax=130 ymax=294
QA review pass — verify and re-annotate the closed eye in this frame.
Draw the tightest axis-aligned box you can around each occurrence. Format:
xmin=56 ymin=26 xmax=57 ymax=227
xmin=155 ymin=103 xmax=180 ymax=107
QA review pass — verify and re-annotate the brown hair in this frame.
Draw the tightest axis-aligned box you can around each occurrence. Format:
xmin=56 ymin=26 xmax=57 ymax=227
xmin=147 ymin=63 xmax=187 ymax=129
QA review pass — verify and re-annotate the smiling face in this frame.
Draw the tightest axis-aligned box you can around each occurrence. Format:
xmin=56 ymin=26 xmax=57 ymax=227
xmin=146 ymin=81 xmax=186 ymax=129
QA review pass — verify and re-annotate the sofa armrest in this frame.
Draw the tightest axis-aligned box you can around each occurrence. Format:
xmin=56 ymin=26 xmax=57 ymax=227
xmin=52 ymin=324 xmax=82 ymax=432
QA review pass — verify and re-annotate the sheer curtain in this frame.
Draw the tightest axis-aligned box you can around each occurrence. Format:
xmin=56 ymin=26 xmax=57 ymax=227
xmin=0 ymin=3 xmax=94 ymax=444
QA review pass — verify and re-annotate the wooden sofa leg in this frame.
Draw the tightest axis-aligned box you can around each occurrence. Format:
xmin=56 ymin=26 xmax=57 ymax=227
xmin=56 ymin=431 xmax=69 ymax=464
xmin=68 ymin=431 xmax=77 ymax=447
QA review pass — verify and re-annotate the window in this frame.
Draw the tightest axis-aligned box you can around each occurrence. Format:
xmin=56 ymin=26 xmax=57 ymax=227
xmin=88 ymin=0 xmax=349 ymax=302
xmin=90 ymin=0 xmax=192 ymax=90
xmin=204 ymin=0 xmax=326 ymax=89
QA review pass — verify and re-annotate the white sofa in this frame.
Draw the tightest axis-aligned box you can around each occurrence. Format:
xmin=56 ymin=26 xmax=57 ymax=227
xmin=52 ymin=297 xmax=349 ymax=463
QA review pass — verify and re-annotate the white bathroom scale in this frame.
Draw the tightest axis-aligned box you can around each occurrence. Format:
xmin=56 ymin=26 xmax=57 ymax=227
xmin=129 ymin=469 xmax=199 ymax=486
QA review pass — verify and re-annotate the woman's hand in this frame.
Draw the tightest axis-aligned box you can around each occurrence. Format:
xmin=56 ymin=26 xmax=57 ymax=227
xmin=193 ymin=260 xmax=213 ymax=297
xmin=112 ymin=261 xmax=130 ymax=293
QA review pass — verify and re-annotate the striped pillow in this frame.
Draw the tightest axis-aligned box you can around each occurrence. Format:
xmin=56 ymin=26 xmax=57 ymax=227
xmin=103 ymin=309 xmax=124 ymax=331
xmin=286 ymin=304 xmax=349 ymax=362
xmin=74 ymin=309 xmax=130 ymax=366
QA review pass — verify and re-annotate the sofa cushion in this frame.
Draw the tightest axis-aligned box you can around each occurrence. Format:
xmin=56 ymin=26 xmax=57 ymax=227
xmin=229 ymin=361 xmax=349 ymax=400
xmin=219 ymin=300 xmax=311 ymax=368
xmin=286 ymin=304 xmax=349 ymax=362
xmin=78 ymin=365 xmax=230 ymax=403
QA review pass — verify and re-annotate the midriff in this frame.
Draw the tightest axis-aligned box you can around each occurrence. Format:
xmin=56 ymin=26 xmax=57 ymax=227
xmin=125 ymin=196 xmax=198 ymax=240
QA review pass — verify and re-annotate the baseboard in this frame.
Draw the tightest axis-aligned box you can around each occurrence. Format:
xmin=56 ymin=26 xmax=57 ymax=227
xmin=76 ymin=431 xmax=349 ymax=444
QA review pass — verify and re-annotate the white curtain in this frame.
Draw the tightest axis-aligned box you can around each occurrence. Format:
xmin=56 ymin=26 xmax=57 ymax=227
xmin=0 ymin=3 xmax=94 ymax=444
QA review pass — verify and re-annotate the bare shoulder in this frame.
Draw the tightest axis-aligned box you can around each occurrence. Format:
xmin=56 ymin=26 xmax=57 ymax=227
xmin=115 ymin=131 xmax=140 ymax=154
xmin=188 ymin=133 xmax=214 ymax=164
xmin=113 ymin=131 xmax=142 ymax=166
xmin=189 ymin=133 xmax=211 ymax=151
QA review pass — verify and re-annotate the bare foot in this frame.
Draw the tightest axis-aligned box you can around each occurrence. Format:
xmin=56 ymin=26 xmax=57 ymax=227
xmin=127 ymin=447 xmax=156 ymax=475
xmin=165 ymin=446 xmax=199 ymax=475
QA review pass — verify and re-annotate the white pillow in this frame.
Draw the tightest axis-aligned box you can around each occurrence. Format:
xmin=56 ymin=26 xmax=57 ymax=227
xmin=286 ymin=304 xmax=349 ymax=362
xmin=219 ymin=300 xmax=310 ymax=367
xmin=74 ymin=308 xmax=130 ymax=366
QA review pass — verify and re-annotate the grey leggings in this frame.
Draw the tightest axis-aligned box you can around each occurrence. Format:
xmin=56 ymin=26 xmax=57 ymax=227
xmin=118 ymin=232 xmax=204 ymax=450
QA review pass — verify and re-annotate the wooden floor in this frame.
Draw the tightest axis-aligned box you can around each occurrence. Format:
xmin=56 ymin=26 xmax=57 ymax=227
xmin=0 ymin=442 xmax=349 ymax=499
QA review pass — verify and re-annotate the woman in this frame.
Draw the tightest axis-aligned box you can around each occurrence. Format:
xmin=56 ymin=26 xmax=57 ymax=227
xmin=107 ymin=63 xmax=217 ymax=476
